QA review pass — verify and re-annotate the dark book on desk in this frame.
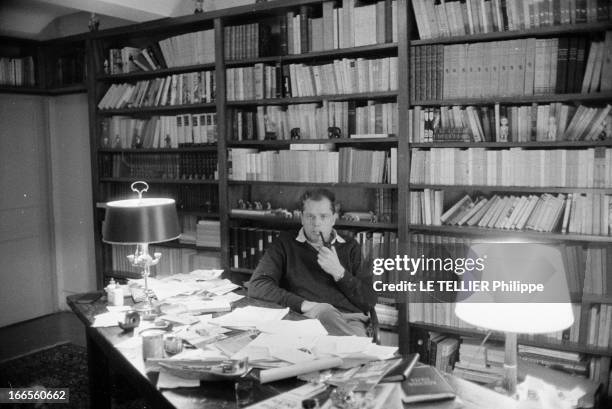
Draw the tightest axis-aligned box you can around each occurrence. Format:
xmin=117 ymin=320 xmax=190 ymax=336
xmin=401 ymin=365 xmax=456 ymax=404
xmin=381 ymin=353 xmax=419 ymax=382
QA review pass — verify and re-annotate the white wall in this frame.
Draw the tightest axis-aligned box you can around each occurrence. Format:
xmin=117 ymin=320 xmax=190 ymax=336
xmin=47 ymin=93 xmax=96 ymax=310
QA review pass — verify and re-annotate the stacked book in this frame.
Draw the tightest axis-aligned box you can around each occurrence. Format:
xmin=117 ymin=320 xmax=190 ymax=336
xmin=100 ymin=113 xmax=217 ymax=148
xmin=412 ymin=0 xmax=611 ymax=40
xmin=453 ymin=338 xmax=504 ymax=384
xmin=196 ymin=220 xmax=221 ymax=248
xmin=285 ymin=58 xmax=398 ymax=96
xmin=410 ymin=189 xmax=444 ymax=226
xmin=230 ymin=227 xmax=281 ymax=269
xmin=106 ymin=45 xmax=166 ymax=74
xmin=434 ymin=192 xmax=612 ymax=235
xmin=228 ymin=147 xmax=395 ymax=184
xmin=281 ymin=0 xmax=398 ymax=54
xmin=427 ymin=333 xmax=460 ymax=373
xmin=584 ymin=304 xmax=612 ymax=348
xmin=408 ymin=103 xmax=612 ymax=143
xmin=0 ymin=56 xmax=35 ymax=86
xmin=225 ymin=57 xmax=398 ymax=100
xmin=410 ymin=147 xmax=612 ymax=188
xmin=410 ymin=34 xmax=612 ymax=101
xmin=98 ymin=71 xmax=215 ymax=109
xmin=374 ymin=303 xmax=399 ymax=327
xmin=178 ymin=215 xmax=197 ymax=244
xmin=158 ymin=29 xmax=215 ymax=67
xmin=101 ymin=153 xmax=218 ymax=181
xmin=111 ymin=244 xmax=220 ymax=276
xmin=224 ymin=23 xmax=273 ymax=60
xmin=518 ymin=345 xmax=589 ymax=376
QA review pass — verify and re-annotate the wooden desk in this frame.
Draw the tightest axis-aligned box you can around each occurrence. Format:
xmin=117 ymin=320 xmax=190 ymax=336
xmin=67 ymin=293 xmax=304 ymax=409
xmin=68 ymin=293 xmax=518 ymax=409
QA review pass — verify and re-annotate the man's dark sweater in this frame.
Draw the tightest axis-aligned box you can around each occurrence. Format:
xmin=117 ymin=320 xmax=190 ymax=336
xmin=247 ymin=231 xmax=376 ymax=314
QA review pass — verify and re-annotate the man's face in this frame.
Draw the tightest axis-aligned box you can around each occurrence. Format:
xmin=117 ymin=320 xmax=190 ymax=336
xmin=301 ymin=198 xmax=337 ymax=243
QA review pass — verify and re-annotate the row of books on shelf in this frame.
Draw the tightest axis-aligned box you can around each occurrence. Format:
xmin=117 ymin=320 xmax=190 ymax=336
xmin=100 ymin=113 xmax=218 ymax=149
xmin=409 ymin=300 xmax=611 ymax=349
xmin=228 ymin=147 xmax=397 ymax=183
xmin=230 ymin=226 xmax=280 ymax=269
xmin=561 ymin=243 xmax=612 ymax=297
xmin=106 ymin=45 xmax=164 ymax=74
xmin=0 ymin=56 xmax=35 ymax=87
xmin=223 ymin=23 xmax=273 ymax=61
xmin=110 ymin=244 xmax=220 ymax=276
xmin=374 ymin=303 xmax=399 ymax=327
xmin=228 ymin=101 xmax=397 ymax=141
xmin=410 ymin=147 xmax=612 ymax=188
xmin=411 ymin=34 xmax=612 ymax=101
xmin=409 ymin=103 xmax=612 ymax=143
xmin=408 ymin=233 xmax=612 ymax=298
xmin=373 ymin=189 xmax=398 ymax=223
xmin=98 ymin=71 xmax=216 ymax=110
xmin=179 ymin=217 xmax=221 ymax=248
xmin=280 ymin=0 xmax=397 ymax=55
xmin=453 ymin=338 xmax=608 ymax=386
xmin=105 ymin=30 xmax=215 ymax=75
xmin=101 ymin=183 xmax=219 ymax=213
xmin=412 ymin=0 xmax=612 ymax=40
xmin=100 ymin=153 xmax=218 ymax=181
xmin=415 ymin=190 xmax=612 ymax=235
xmin=225 ymin=57 xmax=398 ymax=101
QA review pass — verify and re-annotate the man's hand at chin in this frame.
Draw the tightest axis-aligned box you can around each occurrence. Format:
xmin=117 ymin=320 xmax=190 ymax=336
xmin=317 ymin=246 xmax=345 ymax=281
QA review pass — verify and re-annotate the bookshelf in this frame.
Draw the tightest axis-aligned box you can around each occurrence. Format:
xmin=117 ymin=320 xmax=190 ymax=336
xmin=406 ymin=0 xmax=612 ymax=398
xmin=0 ymin=35 xmax=88 ymax=95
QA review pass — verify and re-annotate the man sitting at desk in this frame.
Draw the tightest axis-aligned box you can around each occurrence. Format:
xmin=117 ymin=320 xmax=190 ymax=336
xmin=248 ymin=189 xmax=376 ymax=336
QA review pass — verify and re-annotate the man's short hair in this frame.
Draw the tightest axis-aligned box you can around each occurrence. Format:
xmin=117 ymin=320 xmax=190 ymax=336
xmin=299 ymin=189 xmax=336 ymax=213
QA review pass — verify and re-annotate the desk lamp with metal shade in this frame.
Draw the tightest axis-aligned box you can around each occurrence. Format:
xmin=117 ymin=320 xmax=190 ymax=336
xmin=454 ymin=241 xmax=574 ymax=396
xmin=102 ymin=181 xmax=180 ymax=313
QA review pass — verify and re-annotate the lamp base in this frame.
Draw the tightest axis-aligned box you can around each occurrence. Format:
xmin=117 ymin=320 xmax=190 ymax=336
xmin=503 ymin=332 xmax=518 ymax=396
xmin=132 ymin=301 xmax=158 ymax=319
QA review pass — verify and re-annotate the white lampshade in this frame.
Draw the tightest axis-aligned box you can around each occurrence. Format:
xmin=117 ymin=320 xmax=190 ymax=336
xmin=454 ymin=242 xmax=574 ymax=334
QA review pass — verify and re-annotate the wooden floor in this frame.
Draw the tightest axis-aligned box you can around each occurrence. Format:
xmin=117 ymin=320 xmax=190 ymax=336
xmin=0 ymin=311 xmax=86 ymax=362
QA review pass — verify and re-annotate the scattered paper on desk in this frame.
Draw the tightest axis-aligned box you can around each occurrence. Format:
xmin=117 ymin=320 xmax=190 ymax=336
xmin=170 ymin=348 xmax=226 ymax=361
xmin=106 ymin=306 xmax=131 ymax=313
xmin=311 ymin=336 xmax=397 ymax=361
xmin=312 ymin=336 xmax=372 ymax=356
xmin=256 ymin=319 xmax=327 ymax=336
xmin=157 ymin=370 xmax=200 ymax=389
xmin=188 ymin=269 xmax=224 ymax=280
xmin=146 ymin=278 xmax=194 ymax=300
xmin=215 ymin=292 xmax=244 ymax=303
xmin=209 ymin=306 xmax=289 ymax=327
xmin=159 ymin=313 xmax=199 ymax=326
xmin=270 ymin=348 xmax=315 ymax=364
xmin=207 ymin=280 xmax=240 ymax=295
xmin=92 ymin=311 xmax=125 ymax=327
